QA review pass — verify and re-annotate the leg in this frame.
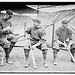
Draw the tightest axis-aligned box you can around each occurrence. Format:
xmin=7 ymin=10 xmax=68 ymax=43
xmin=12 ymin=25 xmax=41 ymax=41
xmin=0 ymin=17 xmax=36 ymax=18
xmin=41 ymin=43 xmax=48 ymax=68
xmin=53 ymin=48 xmax=59 ymax=65
xmin=7 ymin=34 xmax=17 ymax=54
xmin=42 ymin=49 xmax=48 ymax=68
xmin=1 ymin=38 xmax=13 ymax=64
xmin=4 ymin=48 xmax=10 ymax=63
xmin=24 ymin=40 xmax=30 ymax=68
xmin=9 ymin=42 xmax=16 ymax=54
xmin=53 ymin=41 xmax=60 ymax=65
xmin=24 ymin=49 xmax=30 ymax=68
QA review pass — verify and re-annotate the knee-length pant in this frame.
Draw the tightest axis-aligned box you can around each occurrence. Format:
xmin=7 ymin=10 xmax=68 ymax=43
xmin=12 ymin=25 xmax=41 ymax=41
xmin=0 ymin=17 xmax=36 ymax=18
xmin=0 ymin=38 xmax=11 ymax=48
xmin=24 ymin=39 xmax=48 ymax=51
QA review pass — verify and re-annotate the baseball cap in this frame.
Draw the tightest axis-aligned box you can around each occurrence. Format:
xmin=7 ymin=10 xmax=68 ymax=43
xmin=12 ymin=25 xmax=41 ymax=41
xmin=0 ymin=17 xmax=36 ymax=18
xmin=6 ymin=10 xmax=13 ymax=15
xmin=32 ymin=18 xmax=41 ymax=24
xmin=62 ymin=20 xmax=68 ymax=24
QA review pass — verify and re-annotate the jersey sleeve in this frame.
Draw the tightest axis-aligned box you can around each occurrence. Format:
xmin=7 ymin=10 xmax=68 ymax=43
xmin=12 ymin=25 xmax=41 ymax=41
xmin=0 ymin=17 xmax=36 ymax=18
xmin=68 ymin=28 xmax=72 ymax=40
xmin=39 ymin=30 xmax=46 ymax=41
xmin=0 ymin=20 xmax=3 ymax=29
xmin=26 ymin=27 xmax=31 ymax=34
xmin=56 ymin=28 xmax=61 ymax=38
xmin=0 ymin=20 xmax=2 ymax=25
xmin=8 ymin=21 xmax=12 ymax=27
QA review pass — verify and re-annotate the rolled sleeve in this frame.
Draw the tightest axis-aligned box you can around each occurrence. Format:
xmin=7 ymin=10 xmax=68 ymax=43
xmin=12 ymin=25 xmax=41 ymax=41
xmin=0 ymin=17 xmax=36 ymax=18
xmin=68 ymin=28 xmax=72 ymax=40
xmin=26 ymin=27 xmax=31 ymax=34
xmin=54 ymin=28 xmax=61 ymax=41
xmin=56 ymin=28 xmax=61 ymax=38
xmin=41 ymin=30 xmax=46 ymax=39
xmin=0 ymin=20 xmax=3 ymax=29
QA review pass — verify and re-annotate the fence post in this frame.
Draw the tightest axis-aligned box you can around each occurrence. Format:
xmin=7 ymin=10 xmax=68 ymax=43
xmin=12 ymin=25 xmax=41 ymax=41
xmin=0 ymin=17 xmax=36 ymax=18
xmin=52 ymin=23 xmax=55 ymax=48
xmin=37 ymin=5 xmax=39 ymax=18
xmin=24 ymin=22 xmax=26 ymax=37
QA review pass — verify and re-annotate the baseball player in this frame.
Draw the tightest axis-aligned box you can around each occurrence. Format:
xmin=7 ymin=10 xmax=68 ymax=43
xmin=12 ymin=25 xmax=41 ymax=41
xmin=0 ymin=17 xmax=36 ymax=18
xmin=24 ymin=18 xmax=48 ymax=68
xmin=0 ymin=10 xmax=17 ymax=64
xmin=53 ymin=20 xmax=75 ymax=65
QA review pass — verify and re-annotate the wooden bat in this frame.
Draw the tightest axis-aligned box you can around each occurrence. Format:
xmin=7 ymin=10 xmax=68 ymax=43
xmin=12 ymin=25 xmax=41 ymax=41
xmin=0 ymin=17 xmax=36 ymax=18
xmin=68 ymin=47 xmax=75 ymax=63
xmin=31 ymin=49 xmax=37 ymax=69
xmin=64 ymin=41 xmax=75 ymax=63
xmin=28 ymin=38 xmax=37 ymax=69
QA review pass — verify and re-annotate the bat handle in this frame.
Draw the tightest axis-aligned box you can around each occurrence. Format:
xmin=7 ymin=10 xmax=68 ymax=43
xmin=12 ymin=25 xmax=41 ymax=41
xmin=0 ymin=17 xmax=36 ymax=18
xmin=68 ymin=48 xmax=75 ymax=63
xmin=31 ymin=49 xmax=37 ymax=69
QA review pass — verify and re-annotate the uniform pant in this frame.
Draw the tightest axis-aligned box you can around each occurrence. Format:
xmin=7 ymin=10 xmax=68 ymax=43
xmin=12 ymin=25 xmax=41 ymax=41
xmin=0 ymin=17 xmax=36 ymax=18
xmin=0 ymin=37 xmax=11 ymax=62
xmin=24 ymin=39 xmax=48 ymax=65
xmin=7 ymin=34 xmax=17 ymax=42
xmin=0 ymin=38 xmax=10 ymax=48
xmin=24 ymin=39 xmax=48 ymax=51
xmin=7 ymin=34 xmax=17 ymax=53
xmin=53 ymin=40 xmax=75 ymax=54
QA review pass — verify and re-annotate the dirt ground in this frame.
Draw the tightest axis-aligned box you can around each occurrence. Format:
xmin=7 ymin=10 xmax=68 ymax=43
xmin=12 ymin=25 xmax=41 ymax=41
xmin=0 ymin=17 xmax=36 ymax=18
xmin=0 ymin=42 xmax=75 ymax=73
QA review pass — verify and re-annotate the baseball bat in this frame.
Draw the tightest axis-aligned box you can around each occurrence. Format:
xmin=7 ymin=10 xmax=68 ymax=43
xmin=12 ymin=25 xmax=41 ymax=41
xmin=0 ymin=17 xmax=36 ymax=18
xmin=31 ymin=49 xmax=37 ymax=69
xmin=64 ymin=41 xmax=75 ymax=63
xmin=28 ymin=38 xmax=37 ymax=69
xmin=68 ymin=47 xmax=75 ymax=63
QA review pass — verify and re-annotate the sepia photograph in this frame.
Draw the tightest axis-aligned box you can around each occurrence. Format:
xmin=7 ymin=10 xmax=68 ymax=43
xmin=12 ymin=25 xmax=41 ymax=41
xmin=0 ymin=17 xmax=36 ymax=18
xmin=0 ymin=2 xmax=75 ymax=74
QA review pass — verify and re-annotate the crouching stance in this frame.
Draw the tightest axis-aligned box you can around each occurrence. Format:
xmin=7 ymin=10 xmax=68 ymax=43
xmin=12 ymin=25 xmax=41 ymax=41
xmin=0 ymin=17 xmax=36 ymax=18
xmin=0 ymin=10 xmax=17 ymax=64
xmin=53 ymin=20 xmax=75 ymax=65
xmin=24 ymin=19 xmax=48 ymax=68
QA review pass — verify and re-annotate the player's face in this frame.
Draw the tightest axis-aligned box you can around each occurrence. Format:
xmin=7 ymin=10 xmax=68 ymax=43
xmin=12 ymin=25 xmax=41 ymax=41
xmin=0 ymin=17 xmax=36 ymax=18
xmin=62 ymin=23 xmax=68 ymax=28
xmin=33 ymin=21 xmax=40 ymax=27
xmin=4 ymin=14 xmax=12 ymax=20
xmin=4 ymin=14 xmax=9 ymax=18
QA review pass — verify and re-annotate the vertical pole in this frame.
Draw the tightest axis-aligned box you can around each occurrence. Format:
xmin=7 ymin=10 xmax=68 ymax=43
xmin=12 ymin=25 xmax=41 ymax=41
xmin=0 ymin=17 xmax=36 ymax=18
xmin=24 ymin=22 xmax=26 ymax=37
xmin=52 ymin=23 xmax=55 ymax=48
xmin=37 ymin=5 xmax=39 ymax=18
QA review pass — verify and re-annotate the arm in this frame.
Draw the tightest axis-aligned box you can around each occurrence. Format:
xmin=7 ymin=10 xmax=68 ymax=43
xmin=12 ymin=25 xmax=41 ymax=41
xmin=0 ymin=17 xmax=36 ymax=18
xmin=67 ymin=28 xmax=73 ymax=47
xmin=31 ymin=30 xmax=46 ymax=49
xmin=55 ymin=28 xmax=64 ymax=44
xmin=3 ymin=22 xmax=13 ymax=31
xmin=25 ymin=27 xmax=31 ymax=39
xmin=54 ymin=28 xmax=67 ymax=46
xmin=0 ymin=20 xmax=3 ymax=29
xmin=40 ymin=30 xmax=46 ymax=43
xmin=26 ymin=27 xmax=31 ymax=34
xmin=56 ymin=28 xmax=61 ymax=38
xmin=2 ymin=21 xmax=13 ymax=34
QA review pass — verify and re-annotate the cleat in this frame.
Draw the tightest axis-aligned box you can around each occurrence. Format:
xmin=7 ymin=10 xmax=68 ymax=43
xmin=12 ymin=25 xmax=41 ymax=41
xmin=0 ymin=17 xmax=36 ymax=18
xmin=6 ymin=60 xmax=13 ymax=64
xmin=53 ymin=62 xmax=57 ymax=66
xmin=25 ymin=63 xmax=29 ymax=68
xmin=1 ymin=63 xmax=3 ymax=66
xmin=43 ymin=63 xmax=48 ymax=68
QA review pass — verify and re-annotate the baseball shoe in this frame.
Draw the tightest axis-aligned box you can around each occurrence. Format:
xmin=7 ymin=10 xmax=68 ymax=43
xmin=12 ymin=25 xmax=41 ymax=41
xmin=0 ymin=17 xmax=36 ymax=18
xmin=43 ymin=63 xmax=48 ymax=68
xmin=25 ymin=63 xmax=30 ymax=68
xmin=53 ymin=61 xmax=57 ymax=66
xmin=7 ymin=59 xmax=13 ymax=64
